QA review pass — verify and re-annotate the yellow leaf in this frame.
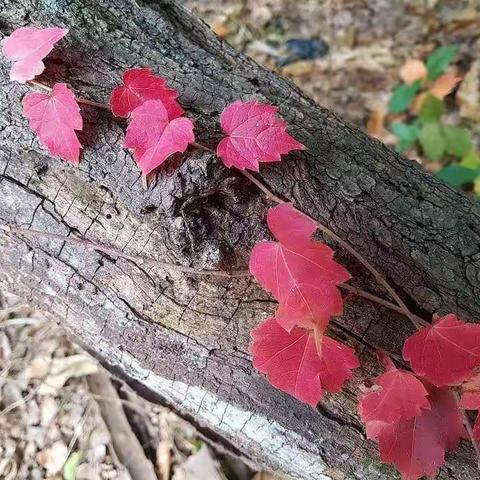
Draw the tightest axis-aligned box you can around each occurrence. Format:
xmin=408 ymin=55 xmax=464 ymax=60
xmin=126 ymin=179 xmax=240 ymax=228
xmin=399 ymin=59 xmax=427 ymax=85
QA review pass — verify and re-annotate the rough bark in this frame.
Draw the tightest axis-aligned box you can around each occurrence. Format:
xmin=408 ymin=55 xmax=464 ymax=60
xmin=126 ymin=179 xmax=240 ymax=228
xmin=1 ymin=1 xmax=479 ymax=478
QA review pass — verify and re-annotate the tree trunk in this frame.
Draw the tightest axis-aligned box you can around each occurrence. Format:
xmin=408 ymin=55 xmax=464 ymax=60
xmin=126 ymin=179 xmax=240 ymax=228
xmin=1 ymin=1 xmax=479 ymax=478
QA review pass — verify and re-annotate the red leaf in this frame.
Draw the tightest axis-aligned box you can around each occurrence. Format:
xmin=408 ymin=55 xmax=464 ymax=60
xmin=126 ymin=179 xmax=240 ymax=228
xmin=374 ymin=385 xmax=464 ymax=480
xmin=249 ymin=204 xmax=350 ymax=332
xmin=403 ymin=314 xmax=480 ymax=386
xmin=359 ymin=353 xmax=430 ymax=431
xmin=2 ymin=27 xmax=68 ymax=83
xmin=217 ymin=100 xmax=305 ymax=171
xmin=250 ymin=317 xmax=359 ymax=406
xmin=124 ymin=100 xmax=194 ymax=176
xmin=22 ymin=83 xmax=82 ymax=164
xmin=110 ymin=68 xmax=183 ymax=119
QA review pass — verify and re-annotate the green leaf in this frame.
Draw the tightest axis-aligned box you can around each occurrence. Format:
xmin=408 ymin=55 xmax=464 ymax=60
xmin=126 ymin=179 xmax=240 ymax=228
xmin=461 ymin=151 xmax=480 ymax=169
xmin=388 ymin=80 xmax=422 ymax=114
xmin=63 ymin=451 xmax=83 ymax=480
xmin=442 ymin=125 xmax=473 ymax=157
xmin=426 ymin=45 xmax=458 ymax=80
xmin=391 ymin=122 xmax=419 ymax=152
xmin=436 ymin=165 xmax=478 ymax=187
xmin=419 ymin=122 xmax=445 ymax=161
xmin=418 ymin=94 xmax=444 ymax=123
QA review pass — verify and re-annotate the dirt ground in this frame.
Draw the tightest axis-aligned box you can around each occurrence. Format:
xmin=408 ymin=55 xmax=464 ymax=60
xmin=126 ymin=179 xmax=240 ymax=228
xmin=1 ymin=1 xmax=479 ymax=479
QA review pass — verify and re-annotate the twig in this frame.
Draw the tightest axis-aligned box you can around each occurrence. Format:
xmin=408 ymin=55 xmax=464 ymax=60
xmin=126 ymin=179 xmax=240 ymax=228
xmin=0 ymin=318 xmax=39 ymax=329
xmin=0 ymin=386 xmax=37 ymax=418
xmin=65 ymin=402 xmax=90 ymax=461
xmin=0 ymin=223 xmax=249 ymax=278
xmin=28 ymin=80 xmax=110 ymax=111
xmin=241 ymin=170 xmax=285 ymax=204
xmin=87 ymin=370 xmax=158 ymax=480
xmin=339 ymin=284 xmax=428 ymax=327
xmin=453 ymin=390 xmax=480 ymax=469
xmin=0 ymin=223 xmax=428 ymax=323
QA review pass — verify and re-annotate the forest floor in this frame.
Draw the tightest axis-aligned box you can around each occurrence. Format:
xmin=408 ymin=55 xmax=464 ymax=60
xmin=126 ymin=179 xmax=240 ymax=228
xmin=1 ymin=1 xmax=479 ymax=479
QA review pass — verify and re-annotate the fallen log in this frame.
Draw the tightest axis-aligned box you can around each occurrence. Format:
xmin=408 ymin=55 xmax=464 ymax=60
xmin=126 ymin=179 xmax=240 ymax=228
xmin=1 ymin=1 xmax=479 ymax=478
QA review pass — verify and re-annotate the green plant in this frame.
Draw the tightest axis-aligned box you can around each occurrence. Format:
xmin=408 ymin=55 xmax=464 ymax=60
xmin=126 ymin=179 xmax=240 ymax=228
xmin=389 ymin=45 xmax=480 ymax=193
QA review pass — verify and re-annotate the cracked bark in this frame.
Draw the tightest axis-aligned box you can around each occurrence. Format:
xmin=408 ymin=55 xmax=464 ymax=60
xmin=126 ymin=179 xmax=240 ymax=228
xmin=1 ymin=1 xmax=479 ymax=478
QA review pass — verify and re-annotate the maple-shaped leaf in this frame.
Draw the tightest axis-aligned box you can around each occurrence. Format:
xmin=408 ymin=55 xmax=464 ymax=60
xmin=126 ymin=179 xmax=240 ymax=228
xmin=249 ymin=203 xmax=350 ymax=333
xmin=124 ymin=99 xmax=194 ymax=176
xmin=250 ymin=317 xmax=359 ymax=406
xmin=359 ymin=352 xmax=430 ymax=436
xmin=403 ymin=314 xmax=480 ymax=386
xmin=2 ymin=27 xmax=68 ymax=83
xmin=374 ymin=385 xmax=464 ymax=480
xmin=110 ymin=68 xmax=183 ymax=119
xmin=22 ymin=83 xmax=82 ymax=164
xmin=217 ymin=100 xmax=305 ymax=171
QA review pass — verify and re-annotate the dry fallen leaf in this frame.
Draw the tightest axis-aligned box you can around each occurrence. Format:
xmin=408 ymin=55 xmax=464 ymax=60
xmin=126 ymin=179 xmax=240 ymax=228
xmin=24 ymin=355 xmax=51 ymax=380
xmin=366 ymin=109 xmax=386 ymax=138
xmin=430 ymin=72 xmax=461 ymax=99
xmin=399 ymin=59 xmax=427 ymax=84
xmin=40 ymin=396 xmax=58 ymax=426
xmin=281 ymin=60 xmax=316 ymax=77
xmin=457 ymin=60 xmax=480 ymax=122
xmin=0 ymin=331 xmax=12 ymax=361
xmin=174 ymin=445 xmax=225 ymax=480
xmin=211 ymin=23 xmax=230 ymax=38
xmin=36 ymin=441 xmax=68 ymax=476
xmin=38 ymin=354 xmax=98 ymax=395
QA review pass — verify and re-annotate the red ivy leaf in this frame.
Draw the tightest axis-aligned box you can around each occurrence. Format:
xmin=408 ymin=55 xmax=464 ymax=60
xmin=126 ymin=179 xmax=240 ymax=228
xmin=249 ymin=204 xmax=350 ymax=332
xmin=250 ymin=317 xmax=359 ymax=406
xmin=403 ymin=314 xmax=480 ymax=386
xmin=22 ymin=83 xmax=82 ymax=164
xmin=217 ymin=100 xmax=305 ymax=171
xmin=110 ymin=68 xmax=183 ymax=119
xmin=359 ymin=353 xmax=430 ymax=433
xmin=2 ymin=27 xmax=68 ymax=83
xmin=374 ymin=385 xmax=464 ymax=480
xmin=124 ymin=100 xmax=194 ymax=177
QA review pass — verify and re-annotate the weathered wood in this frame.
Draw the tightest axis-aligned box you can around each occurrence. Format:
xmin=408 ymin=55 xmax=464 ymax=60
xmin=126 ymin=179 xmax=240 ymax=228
xmin=1 ymin=1 xmax=479 ymax=478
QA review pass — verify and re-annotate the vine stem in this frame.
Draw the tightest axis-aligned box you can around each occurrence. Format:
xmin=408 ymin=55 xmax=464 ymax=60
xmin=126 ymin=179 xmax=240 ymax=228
xmin=339 ymin=284 xmax=428 ymax=327
xmin=193 ymin=142 xmax=424 ymax=330
xmin=0 ymin=224 xmax=247 ymax=278
xmin=28 ymin=80 xmax=110 ymax=111
xmin=0 ymin=223 xmax=426 ymax=322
